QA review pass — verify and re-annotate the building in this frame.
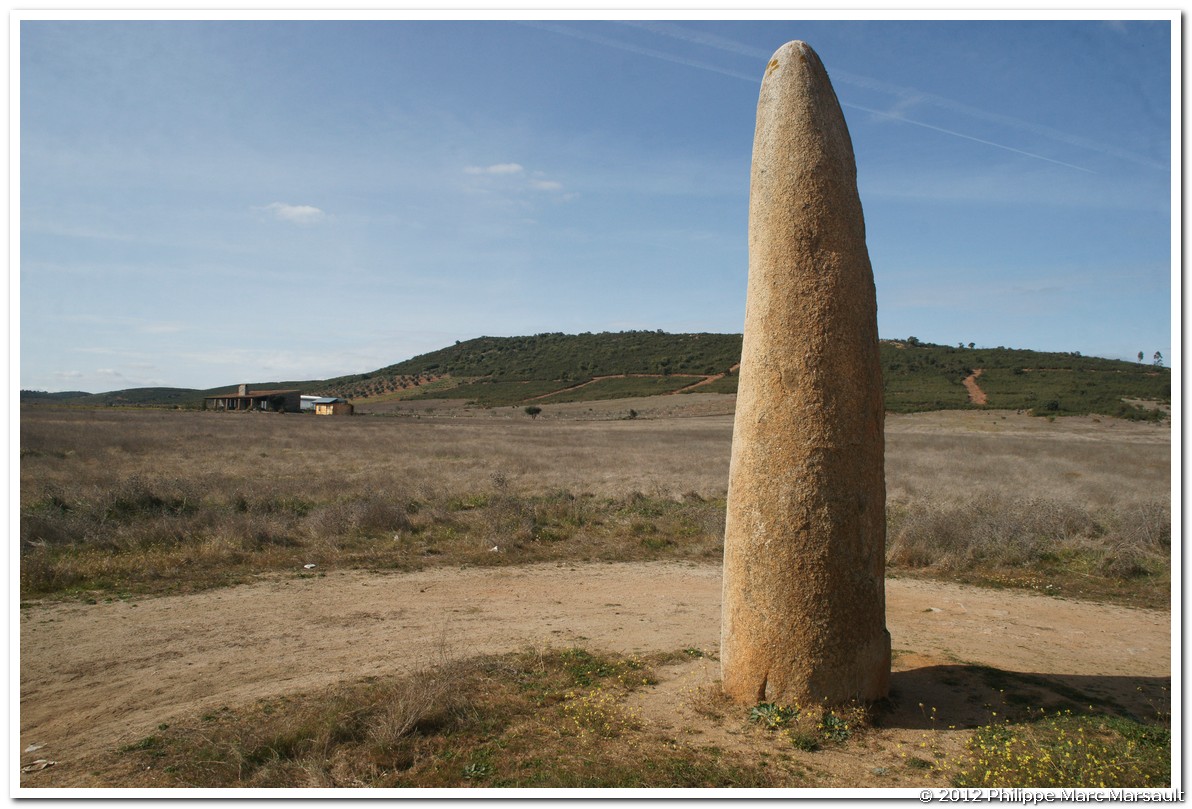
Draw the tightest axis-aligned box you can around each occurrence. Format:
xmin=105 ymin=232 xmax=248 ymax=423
xmin=312 ymin=396 xmax=354 ymax=416
xmin=204 ymin=384 xmax=301 ymax=413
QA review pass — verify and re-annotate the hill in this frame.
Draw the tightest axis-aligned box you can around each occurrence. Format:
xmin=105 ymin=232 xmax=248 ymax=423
xmin=19 ymin=390 xmax=93 ymax=403
xmin=878 ymin=339 xmax=1170 ymax=419
xmin=315 ymin=331 xmax=741 ymax=406
xmin=21 ymin=387 xmax=208 ymax=407
xmin=21 ymin=332 xmax=1170 ymax=420
xmin=312 ymin=332 xmax=1169 ymax=420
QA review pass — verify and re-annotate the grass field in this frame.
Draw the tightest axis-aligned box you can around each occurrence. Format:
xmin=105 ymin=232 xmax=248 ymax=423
xmin=19 ymin=404 xmax=1170 ymax=608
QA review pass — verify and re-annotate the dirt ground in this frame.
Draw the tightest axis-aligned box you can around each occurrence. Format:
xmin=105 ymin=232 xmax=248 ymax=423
xmin=19 ymin=561 xmax=1170 ymax=789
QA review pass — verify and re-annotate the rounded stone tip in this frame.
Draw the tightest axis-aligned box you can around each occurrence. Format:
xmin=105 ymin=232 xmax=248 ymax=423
xmin=763 ymin=40 xmax=824 ymax=83
xmin=773 ymin=40 xmax=810 ymax=56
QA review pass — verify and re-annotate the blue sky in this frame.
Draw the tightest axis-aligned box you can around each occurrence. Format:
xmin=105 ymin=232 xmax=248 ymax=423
xmin=18 ymin=16 xmax=1175 ymax=393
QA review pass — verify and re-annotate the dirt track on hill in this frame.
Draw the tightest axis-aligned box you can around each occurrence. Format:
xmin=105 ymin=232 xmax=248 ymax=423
xmin=19 ymin=562 xmax=1170 ymax=788
xmin=962 ymin=369 xmax=988 ymax=405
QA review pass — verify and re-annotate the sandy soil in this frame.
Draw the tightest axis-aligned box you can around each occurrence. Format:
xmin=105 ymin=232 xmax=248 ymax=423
xmin=962 ymin=369 xmax=988 ymax=405
xmin=19 ymin=562 xmax=1170 ymax=788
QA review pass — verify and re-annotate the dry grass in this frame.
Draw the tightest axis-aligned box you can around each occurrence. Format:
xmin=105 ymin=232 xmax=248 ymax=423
xmin=886 ymin=494 xmax=1170 ymax=606
xmin=19 ymin=406 xmax=1171 ymax=607
xmin=113 ymin=646 xmax=792 ymax=788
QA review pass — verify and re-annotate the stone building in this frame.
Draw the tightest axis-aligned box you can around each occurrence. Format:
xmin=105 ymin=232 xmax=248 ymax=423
xmin=204 ymin=384 xmax=301 ymax=413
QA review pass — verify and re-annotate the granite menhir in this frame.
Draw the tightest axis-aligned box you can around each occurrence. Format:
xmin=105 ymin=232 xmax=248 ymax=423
xmin=721 ymin=40 xmax=890 ymax=706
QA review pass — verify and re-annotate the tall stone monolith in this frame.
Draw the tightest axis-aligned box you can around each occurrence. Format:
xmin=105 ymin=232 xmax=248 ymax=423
xmin=721 ymin=40 xmax=889 ymax=706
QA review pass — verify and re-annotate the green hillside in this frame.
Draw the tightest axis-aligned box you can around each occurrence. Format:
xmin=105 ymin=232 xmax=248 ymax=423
xmin=313 ymin=331 xmax=740 ymax=406
xmin=21 ymin=332 xmax=1170 ymax=420
xmin=19 ymin=390 xmax=92 ymax=403
xmin=313 ymin=332 xmax=1168 ymax=419
xmin=879 ymin=339 xmax=1169 ymax=419
xmin=326 ymin=331 xmax=739 ymax=386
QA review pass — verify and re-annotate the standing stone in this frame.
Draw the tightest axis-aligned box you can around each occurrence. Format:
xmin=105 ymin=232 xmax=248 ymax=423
xmin=721 ymin=41 xmax=889 ymax=706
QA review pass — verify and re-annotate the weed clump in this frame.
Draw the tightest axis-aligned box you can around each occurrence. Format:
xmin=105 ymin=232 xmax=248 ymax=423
xmin=951 ymin=710 xmax=1170 ymax=788
xmin=748 ymin=700 xmax=871 ymax=751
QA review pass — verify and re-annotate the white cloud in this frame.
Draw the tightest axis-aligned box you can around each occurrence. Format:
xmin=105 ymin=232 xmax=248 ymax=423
xmin=260 ymin=202 xmax=327 ymax=225
xmin=464 ymin=163 xmax=524 ymax=175
xmin=462 ymin=162 xmax=569 ymax=199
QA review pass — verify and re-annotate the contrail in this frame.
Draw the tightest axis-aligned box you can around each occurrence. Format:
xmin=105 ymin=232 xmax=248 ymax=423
xmin=623 ymin=20 xmax=1162 ymax=171
xmin=619 ymin=19 xmax=771 ymax=59
xmin=844 ymin=101 xmax=1096 ymax=173
xmin=834 ymin=68 xmax=1163 ymax=171
xmin=521 ymin=21 xmax=757 ymax=83
xmin=539 ymin=21 xmax=1097 ymax=173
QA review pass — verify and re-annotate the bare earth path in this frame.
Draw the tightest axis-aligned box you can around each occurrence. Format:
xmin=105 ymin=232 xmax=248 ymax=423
xmin=20 ymin=562 xmax=1170 ymax=787
xmin=962 ymin=369 xmax=988 ymax=405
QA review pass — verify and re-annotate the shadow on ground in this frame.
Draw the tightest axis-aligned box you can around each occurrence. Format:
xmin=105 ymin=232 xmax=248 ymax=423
xmin=880 ymin=657 xmax=1169 ymax=731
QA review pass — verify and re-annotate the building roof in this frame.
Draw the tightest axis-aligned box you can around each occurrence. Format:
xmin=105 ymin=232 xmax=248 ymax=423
xmin=204 ymin=389 xmax=300 ymax=400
